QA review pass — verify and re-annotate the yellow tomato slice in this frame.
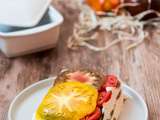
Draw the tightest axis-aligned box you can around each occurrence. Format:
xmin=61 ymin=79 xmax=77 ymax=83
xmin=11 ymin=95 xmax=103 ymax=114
xmin=36 ymin=81 xmax=98 ymax=120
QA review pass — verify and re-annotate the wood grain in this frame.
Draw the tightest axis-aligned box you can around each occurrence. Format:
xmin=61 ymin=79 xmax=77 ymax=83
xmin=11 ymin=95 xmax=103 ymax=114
xmin=0 ymin=1 xmax=160 ymax=120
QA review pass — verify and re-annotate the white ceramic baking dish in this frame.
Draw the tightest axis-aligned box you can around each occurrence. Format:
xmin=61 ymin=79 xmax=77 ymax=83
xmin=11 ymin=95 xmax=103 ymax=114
xmin=0 ymin=0 xmax=52 ymax=27
xmin=0 ymin=6 xmax=63 ymax=57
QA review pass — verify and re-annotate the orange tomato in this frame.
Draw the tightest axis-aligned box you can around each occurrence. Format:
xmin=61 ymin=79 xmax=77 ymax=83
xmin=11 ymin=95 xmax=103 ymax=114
xmin=86 ymin=0 xmax=121 ymax=12
xmin=103 ymin=0 xmax=120 ymax=11
xmin=86 ymin=0 xmax=103 ymax=11
xmin=102 ymin=0 xmax=112 ymax=11
xmin=111 ymin=0 xmax=120 ymax=8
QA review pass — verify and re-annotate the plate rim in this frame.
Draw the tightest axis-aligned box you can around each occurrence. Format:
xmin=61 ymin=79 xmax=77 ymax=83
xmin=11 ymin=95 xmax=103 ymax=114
xmin=8 ymin=77 xmax=148 ymax=120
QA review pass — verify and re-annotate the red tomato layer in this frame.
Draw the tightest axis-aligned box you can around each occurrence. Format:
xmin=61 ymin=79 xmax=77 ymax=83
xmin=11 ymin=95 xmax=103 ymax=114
xmin=81 ymin=107 xmax=101 ymax=120
xmin=97 ymin=91 xmax=112 ymax=107
xmin=81 ymin=74 xmax=119 ymax=120
xmin=99 ymin=75 xmax=119 ymax=91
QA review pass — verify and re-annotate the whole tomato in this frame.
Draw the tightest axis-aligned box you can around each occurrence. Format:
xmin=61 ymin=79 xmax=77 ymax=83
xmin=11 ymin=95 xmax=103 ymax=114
xmin=86 ymin=0 xmax=103 ymax=11
xmin=102 ymin=0 xmax=120 ymax=11
xmin=86 ymin=0 xmax=121 ymax=12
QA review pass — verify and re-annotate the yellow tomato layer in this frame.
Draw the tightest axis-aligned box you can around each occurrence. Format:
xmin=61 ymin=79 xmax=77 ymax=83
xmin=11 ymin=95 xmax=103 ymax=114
xmin=36 ymin=81 xmax=98 ymax=120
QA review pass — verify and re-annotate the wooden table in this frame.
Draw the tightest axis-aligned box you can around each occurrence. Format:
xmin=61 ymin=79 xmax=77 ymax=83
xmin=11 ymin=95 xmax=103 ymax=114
xmin=0 ymin=1 xmax=160 ymax=120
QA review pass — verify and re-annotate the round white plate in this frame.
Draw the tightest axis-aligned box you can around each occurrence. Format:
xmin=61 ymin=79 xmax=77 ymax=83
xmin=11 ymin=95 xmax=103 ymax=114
xmin=8 ymin=77 xmax=148 ymax=120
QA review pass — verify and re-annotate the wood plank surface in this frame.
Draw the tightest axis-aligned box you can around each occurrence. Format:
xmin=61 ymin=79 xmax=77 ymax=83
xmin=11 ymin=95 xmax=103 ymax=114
xmin=0 ymin=1 xmax=160 ymax=120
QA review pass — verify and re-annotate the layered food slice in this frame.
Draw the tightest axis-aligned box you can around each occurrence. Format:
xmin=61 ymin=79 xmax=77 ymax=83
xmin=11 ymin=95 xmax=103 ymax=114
xmin=54 ymin=69 xmax=104 ymax=88
xmin=35 ymin=70 xmax=126 ymax=120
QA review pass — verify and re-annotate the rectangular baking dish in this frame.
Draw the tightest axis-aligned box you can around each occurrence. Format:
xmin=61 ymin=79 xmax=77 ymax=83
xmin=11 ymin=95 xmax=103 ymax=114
xmin=0 ymin=0 xmax=52 ymax=27
xmin=0 ymin=6 xmax=63 ymax=57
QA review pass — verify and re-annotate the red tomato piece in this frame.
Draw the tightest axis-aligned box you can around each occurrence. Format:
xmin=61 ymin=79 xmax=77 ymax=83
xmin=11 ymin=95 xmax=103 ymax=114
xmin=97 ymin=91 xmax=112 ymax=107
xmin=83 ymin=107 xmax=101 ymax=120
xmin=106 ymin=75 xmax=119 ymax=87
xmin=100 ymin=75 xmax=119 ymax=91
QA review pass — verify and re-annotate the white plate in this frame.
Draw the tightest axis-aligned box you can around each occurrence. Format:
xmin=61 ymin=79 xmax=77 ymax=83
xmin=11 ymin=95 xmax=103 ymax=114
xmin=0 ymin=0 xmax=51 ymax=27
xmin=8 ymin=77 xmax=148 ymax=120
